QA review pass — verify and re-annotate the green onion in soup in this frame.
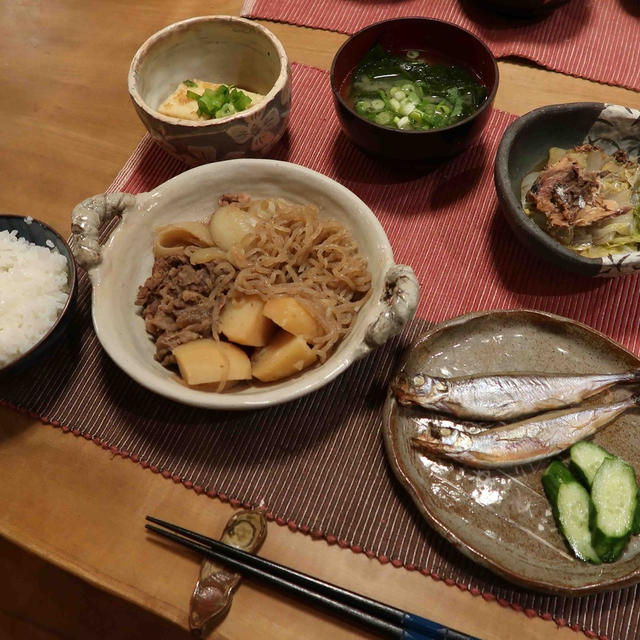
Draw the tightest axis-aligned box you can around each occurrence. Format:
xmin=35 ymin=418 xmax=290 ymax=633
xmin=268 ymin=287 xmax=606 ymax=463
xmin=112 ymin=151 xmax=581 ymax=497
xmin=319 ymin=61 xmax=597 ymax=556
xmin=346 ymin=45 xmax=487 ymax=131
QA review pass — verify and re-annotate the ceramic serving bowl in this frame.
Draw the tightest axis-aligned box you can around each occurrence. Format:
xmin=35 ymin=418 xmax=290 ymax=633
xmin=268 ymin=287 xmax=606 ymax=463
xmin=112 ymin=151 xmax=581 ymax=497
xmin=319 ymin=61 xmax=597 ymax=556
xmin=128 ymin=16 xmax=291 ymax=167
xmin=495 ymin=102 xmax=640 ymax=277
xmin=384 ymin=309 xmax=640 ymax=595
xmin=69 ymin=159 xmax=419 ymax=410
xmin=0 ymin=215 xmax=77 ymax=380
xmin=330 ymin=17 xmax=498 ymax=162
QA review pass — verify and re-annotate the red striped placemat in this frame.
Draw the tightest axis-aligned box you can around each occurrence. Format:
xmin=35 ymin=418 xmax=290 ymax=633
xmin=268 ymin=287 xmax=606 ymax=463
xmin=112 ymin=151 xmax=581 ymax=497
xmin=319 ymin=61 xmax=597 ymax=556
xmin=243 ymin=0 xmax=640 ymax=91
xmin=3 ymin=62 xmax=640 ymax=640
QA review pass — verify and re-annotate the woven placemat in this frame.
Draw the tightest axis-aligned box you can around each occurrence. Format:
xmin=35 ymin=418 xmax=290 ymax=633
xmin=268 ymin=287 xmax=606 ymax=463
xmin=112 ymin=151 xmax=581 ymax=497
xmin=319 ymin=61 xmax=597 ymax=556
xmin=243 ymin=0 xmax=640 ymax=92
xmin=3 ymin=63 xmax=640 ymax=640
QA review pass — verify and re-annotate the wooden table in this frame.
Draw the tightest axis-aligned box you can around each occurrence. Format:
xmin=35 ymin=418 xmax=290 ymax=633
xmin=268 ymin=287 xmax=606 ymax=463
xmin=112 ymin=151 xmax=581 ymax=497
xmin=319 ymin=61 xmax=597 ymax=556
xmin=2 ymin=2 xmax=640 ymax=639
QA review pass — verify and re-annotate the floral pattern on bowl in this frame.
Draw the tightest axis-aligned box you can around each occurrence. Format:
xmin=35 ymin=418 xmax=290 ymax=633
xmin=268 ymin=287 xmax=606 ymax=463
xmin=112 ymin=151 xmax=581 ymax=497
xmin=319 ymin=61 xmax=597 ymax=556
xmin=128 ymin=16 xmax=290 ymax=167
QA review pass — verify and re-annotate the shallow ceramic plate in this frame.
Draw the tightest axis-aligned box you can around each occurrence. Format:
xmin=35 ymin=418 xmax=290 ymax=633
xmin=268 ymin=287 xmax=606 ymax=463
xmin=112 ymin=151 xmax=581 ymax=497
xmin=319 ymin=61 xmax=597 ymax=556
xmin=383 ymin=309 xmax=640 ymax=595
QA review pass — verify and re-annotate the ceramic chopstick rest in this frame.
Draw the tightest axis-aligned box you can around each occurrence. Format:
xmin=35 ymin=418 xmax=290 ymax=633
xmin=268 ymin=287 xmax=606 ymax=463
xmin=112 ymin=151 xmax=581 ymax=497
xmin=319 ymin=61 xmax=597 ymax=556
xmin=189 ymin=510 xmax=267 ymax=634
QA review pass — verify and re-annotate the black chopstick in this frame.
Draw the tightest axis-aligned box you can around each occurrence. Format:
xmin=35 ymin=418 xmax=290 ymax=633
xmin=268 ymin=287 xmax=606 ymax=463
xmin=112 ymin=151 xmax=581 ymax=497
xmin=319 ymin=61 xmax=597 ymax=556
xmin=145 ymin=515 xmax=480 ymax=640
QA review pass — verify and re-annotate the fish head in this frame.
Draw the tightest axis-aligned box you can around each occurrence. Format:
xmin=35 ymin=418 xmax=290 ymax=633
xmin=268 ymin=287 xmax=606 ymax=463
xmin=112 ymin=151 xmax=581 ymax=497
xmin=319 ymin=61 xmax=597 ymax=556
xmin=412 ymin=425 xmax=472 ymax=454
xmin=392 ymin=373 xmax=448 ymax=405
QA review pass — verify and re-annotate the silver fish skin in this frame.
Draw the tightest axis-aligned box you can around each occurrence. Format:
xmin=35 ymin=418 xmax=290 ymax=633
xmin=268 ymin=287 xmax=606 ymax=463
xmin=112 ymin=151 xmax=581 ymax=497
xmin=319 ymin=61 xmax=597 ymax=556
xmin=393 ymin=370 xmax=640 ymax=421
xmin=413 ymin=412 xmax=493 ymax=436
xmin=411 ymin=394 xmax=640 ymax=468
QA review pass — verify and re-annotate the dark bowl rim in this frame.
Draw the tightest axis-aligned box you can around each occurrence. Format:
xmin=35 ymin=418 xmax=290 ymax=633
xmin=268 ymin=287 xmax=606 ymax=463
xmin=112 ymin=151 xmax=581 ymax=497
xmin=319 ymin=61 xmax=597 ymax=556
xmin=0 ymin=214 xmax=78 ymax=375
xmin=494 ymin=101 xmax=610 ymax=270
xmin=329 ymin=16 xmax=499 ymax=136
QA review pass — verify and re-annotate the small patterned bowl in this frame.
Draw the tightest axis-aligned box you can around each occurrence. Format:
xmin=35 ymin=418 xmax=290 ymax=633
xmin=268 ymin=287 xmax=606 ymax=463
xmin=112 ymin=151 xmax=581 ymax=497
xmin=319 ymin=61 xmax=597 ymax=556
xmin=495 ymin=102 xmax=640 ymax=277
xmin=128 ymin=16 xmax=291 ymax=167
xmin=0 ymin=215 xmax=77 ymax=380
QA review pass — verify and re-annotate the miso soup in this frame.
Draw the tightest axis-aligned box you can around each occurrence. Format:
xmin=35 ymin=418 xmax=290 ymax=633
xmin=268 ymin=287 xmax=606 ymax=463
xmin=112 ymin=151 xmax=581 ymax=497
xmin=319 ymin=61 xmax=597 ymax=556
xmin=342 ymin=44 xmax=487 ymax=131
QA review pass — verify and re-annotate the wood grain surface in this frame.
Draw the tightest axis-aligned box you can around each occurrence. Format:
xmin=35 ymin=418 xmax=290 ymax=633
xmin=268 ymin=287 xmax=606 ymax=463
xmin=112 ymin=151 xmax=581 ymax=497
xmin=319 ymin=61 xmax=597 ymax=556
xmin=1 ymin=1 xmax=640 ymax=639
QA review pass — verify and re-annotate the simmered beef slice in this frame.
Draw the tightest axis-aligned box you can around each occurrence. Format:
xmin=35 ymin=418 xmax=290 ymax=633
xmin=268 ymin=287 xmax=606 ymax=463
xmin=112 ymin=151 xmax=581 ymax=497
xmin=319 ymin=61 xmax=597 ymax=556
xmin=135 ymin=254 xmax=221 ymax=366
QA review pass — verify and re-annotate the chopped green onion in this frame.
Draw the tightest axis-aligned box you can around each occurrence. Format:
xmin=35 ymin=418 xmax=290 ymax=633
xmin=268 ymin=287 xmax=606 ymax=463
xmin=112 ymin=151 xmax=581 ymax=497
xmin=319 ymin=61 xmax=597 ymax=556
xmin=183 ymin=84 xmax=251 ymax=119
xmin=399 ymin=100 xmax=416 ymax=116
xmin=230 ymin=88 xmax=252 ymax=111
xmin=375 ymin=111 xmax=393 ymax=125
xmin=355 ymin=99 xmax=371 ymax=115
xmin=215 ymin=103 xmax=237 ymax=118
xmin=408 ymin=110 xmax=423 ymax=124
xmin=183 ymin=79 xmax=198 ymax=87
xmin=348 ymin=48 xmax=487 ymax=131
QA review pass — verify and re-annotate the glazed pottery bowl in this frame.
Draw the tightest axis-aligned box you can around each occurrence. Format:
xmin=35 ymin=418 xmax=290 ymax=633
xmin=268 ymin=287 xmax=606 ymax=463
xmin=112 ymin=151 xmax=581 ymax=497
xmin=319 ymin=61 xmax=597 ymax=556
xmin=0 ymin=215 xmax=77 ymax=380
xmin=69 ymin=159 xmax=419 ymax=410
xmin=495 ymin=102 xmax=640 ymax=277
xmin=330 ymin=17 xmax=498 ymax=162
xmin=128 ymin=16 xmax=291 ymax=167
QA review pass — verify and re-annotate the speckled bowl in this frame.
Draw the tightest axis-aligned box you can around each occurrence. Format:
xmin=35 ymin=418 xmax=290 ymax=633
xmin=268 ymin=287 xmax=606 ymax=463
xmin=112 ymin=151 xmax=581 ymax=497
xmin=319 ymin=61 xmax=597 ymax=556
xmin=128 ymin=16 xmax=291 ymax=167
xmin=384 ymin=309 xmax=640 ymax=595
xmin=0 ymin=215 xmax=77 ymax=380
xmin=495 ymin=102 xmax=640 ymax=277
xmin=69 ymin=159 xmax=419 ymax=410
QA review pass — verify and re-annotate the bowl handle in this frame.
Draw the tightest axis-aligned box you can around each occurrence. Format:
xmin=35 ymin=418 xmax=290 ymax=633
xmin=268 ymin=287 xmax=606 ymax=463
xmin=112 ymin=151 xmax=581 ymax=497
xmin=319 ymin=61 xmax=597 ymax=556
xmin=70 ymin=192 xmax=137 ymax=270
xmin=360 ymin=264 xmax=419 ymax=356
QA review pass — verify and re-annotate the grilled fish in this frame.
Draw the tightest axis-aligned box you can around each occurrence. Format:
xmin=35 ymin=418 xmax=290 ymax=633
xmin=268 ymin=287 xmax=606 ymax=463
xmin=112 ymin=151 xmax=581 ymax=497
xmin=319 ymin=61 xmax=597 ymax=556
xmin=393 ymin=370 xmax=640 ymax=421
xmin=412 ymin=412 xmax=493 ymax=436
xmin=412 ymin=394 xmax=640 ymax=468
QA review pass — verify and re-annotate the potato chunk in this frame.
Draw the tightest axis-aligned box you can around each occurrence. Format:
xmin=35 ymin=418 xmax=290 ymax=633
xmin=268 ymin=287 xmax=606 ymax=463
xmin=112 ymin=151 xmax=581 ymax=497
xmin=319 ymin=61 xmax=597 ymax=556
xmin=262 ymin=297 xmax=321 ymax=340
xmin=209 ymin=204 xmax=259 ymax=251
xmin=251 ymin=331 xmax=317 ymax=382
xmin=219 ymin=296 xmax=275 ymax=347
xmin=173 ymin=339 xmax=251 ymax=386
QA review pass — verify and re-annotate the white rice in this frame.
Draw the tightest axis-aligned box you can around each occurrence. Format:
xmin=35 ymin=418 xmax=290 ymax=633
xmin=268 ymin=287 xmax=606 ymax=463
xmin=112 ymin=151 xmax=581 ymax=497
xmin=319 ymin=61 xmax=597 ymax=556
xmin=0 ymin=229 xmax=69 ymax=367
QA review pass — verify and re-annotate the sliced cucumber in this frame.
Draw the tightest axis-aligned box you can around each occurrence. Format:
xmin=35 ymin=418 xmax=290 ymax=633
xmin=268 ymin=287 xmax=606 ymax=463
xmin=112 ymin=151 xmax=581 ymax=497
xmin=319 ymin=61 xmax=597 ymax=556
xmin=569 ymin=441 xmax=613 ymax=487
xmin=591 ymin=457 xmax=637 ymax=562
xmin=542 ymin=461 xmax=600 ymax=563
xmin=569 ymin=441 xmax=640 ymax=535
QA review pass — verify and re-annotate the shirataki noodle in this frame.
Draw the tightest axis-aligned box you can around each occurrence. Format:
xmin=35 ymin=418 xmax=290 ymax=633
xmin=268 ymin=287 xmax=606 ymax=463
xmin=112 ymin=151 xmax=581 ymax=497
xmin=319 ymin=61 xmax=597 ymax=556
xmin=228 ymin=198 xmax=371 ymax=361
